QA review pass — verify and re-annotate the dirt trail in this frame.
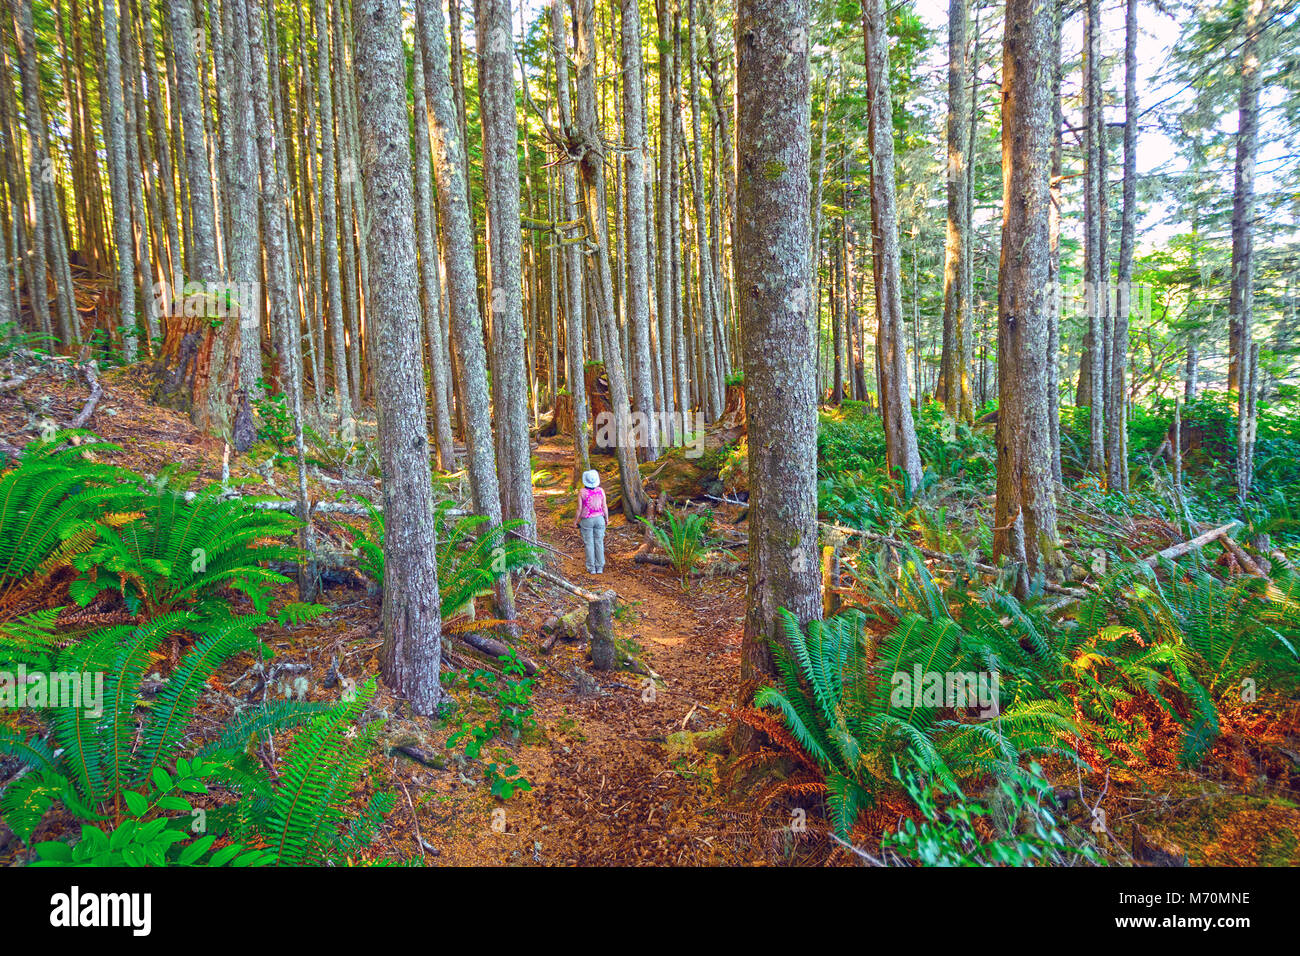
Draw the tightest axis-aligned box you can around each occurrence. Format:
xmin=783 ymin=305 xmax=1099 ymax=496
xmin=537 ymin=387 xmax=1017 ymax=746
xmin=414 ymin=439 xmax=767 ymax=866
xmin=0 ymin=366 xmax=767 ymax=865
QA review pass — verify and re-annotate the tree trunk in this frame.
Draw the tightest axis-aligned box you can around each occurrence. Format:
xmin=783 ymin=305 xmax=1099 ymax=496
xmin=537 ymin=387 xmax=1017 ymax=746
xmin=994 ymin=0 xmax=1060 ymax=597
xmin=551 ymin=0 xmax=591 ymax=478
xmin=102 ymin=0 xmax=138 ymax=360
xmin=226 ymin=0 xmax=262 ymax=394
xmin=352 ymin=0 xmax=443 ymax=716
xmin=862 ymin=0 xmax=922 ymax=493
xmin=573 ymin=0 xmax=648 ymax=517
xmin=939 ymin=0 xmax=972 ymax=423
xmin=244 ymin=0 xmax=316 ymax=600
xmin=1109 ymin=0 xmax=1137 ymax=493
xmin=686 ymin=0 xmax=719 ymax=422
xmin=415 ymin=0 xmax=515 ymax=621
xmin=476 ymin=0 xmax=536 ymax=537
xmin=655 ymin=0 xmax=676 ymax=436
xmin=315 ymin=0 xmax=353 ymax=430
xmin=411 ymin=32 xmax=457 ymax=472
xmin=163 ymin=0 xmax=219 ymax=281
xmin=1047 ymin=0 xmax=1063 ymax=483
xmin=735 ymin=0 xmax=822 ymax=699
xmin=1228 ymin=0 xmax=1268 ymax=395
xmin=621 ymin=0 xmax=657 ymax=459
xmin=1082 ymin=0 xmax=1104 ymax=474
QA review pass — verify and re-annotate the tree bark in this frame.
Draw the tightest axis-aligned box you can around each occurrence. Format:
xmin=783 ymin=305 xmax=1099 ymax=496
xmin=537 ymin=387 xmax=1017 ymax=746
xmin=415 ymin=0 xmax=515 ymax=621
xmin=1081 ymin=0 xmax=1104 ymax=474
xmin=1228 ymin=0 xmax=1268 ymax=396
xmin=939 ymin=0 xmax=972 ymax=423
xmin=1047 ymin=0 xmax=1063 ymax=483
xmin=550 ymin=0 xmax=591 ymax=477
xmin=621 ymin=0 xmax=657 ymax=459
xmin=994 ymin=0 xmax=1060 ymax=597
xmin=244 ymin=0 xmax=316 ymax=600
xmin=1109 ymin=0 xmax=1137 ymax=493
xmin=411 ymin=31 xmax=457 ymax=472
xmin=862 ymin=0 xmax=922 ymax=493
xmin=102 ymin=0 xmax=138 ymax=360
xmin=476 ymin=0 xmax=536 ymax=537
xmin=735 ymin=0 xmax=822 ymax=697
xmin=315 ymin=0 xmax=354 ymax=430
xmin=573 ymin=0 xmax=648 ymax=516
xmin=226 ymin=0 xmax=262 ymax=394
xmin=351 ymin=0 xmax=444 ymax=715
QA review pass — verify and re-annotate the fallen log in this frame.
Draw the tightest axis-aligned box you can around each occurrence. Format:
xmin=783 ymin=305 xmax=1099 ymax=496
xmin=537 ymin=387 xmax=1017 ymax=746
xmin=532 ymin=567 xmax=605 ymax=603
xmin=452 ymin=630 xmax=540 ymax=676
xmin=1142 ymin=520 xmax=1241 ymax=568
xmin=824 ymin=522 xmax=1092 ymax=600
xmin=67 ymin=363 xmax=103 ymax=429
xmin=1220 ymin=534 xmax=1267 ymax=577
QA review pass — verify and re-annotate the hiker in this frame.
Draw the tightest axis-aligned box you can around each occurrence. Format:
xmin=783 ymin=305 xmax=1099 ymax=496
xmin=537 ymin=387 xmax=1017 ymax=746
xmin=575 ymin=469 xmax=609 ymax=574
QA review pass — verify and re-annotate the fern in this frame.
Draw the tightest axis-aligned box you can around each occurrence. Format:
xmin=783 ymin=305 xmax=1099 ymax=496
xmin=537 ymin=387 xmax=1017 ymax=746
xmin=71 ymin=476 xmax=302 ymax=618
xmin=344 ymin=498 xmax=542 ymax=619
xmin=0 ymin=435 xmax=139 ymax=609
xmin=255 ymin=679 xmax=389 ymax=865
xmin=0 ymin=613 xmax=269 ymax=841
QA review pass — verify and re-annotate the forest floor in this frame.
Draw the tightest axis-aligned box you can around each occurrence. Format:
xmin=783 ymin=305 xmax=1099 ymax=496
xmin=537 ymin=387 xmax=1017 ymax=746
xmin=0 ymin=360 xmax=786 ymax=865
xmin=2 ymin=360 xmax=1298 ymax=866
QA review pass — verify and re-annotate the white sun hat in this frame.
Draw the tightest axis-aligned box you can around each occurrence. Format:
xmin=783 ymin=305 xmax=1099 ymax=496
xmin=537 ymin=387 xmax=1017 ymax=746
xmin=582 ymin=469 xmax=599 ymax=488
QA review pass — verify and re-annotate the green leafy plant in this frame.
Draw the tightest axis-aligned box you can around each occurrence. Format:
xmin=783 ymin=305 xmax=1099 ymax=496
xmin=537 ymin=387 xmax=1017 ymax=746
xmin=253 ymin=679 xmax=392 ymax=865
xmin=346 ymin=498 xmax=542 ymax=621
xmin=31 ymin=757 xmax=274 ymax=867
xmin=0 ymin=612 xmax=316 ymax=843
xmin=0 ymin=435 xmax=140 ymax=607
xmin=70 ymin=470 xmax=302 ymax=617
xmin=444 ymin=650 xmax=537 ymax=800
xmin=639 ymin=508 xmax=713 ymax=589
xmin=252 ymin=382 xmax=295 ymax=462
xmin=882 ymin=757 xmax=1103 ymax=867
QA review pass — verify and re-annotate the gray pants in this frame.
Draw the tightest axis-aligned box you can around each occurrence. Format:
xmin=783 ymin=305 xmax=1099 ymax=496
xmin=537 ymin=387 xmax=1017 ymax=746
xmin=579 ymin=515 xmax=606 ymax=573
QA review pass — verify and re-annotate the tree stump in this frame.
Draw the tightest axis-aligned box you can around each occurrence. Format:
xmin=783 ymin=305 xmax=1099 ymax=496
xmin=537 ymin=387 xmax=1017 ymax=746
xmin=584 ymin=362 xmax=614 ymax=451
xmin=151 ymin=293 xmax=242 ymax=442
xmin=587 ymin=589 xmax=618 ymax=671
xmin=718 ymin=382 xmax=746 ymax=430
xmin=551 ymin=390 xmax=574 ymax=436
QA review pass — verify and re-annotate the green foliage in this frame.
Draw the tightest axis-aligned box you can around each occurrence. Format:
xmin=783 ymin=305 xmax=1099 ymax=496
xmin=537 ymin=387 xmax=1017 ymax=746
xmin=256 ymin=679 xmax=390 ymax=865
xmin=0 ymin=607 xmax=67 ymax=671
xmin=252 ymin=383 xmax=295 ymax=461
xmin=757 ymin=542 xmax=1300 ymax=837
xmin=0 ymin=433 xmax=394 ymax=866
xmin=638 ymin=508 xmax=713 ymax=589
xmin=0 ymin=612 xmax=273 ymax=841
xmin=444 ymin=650 xmax=537 ymax=800
xmin=304 ymin=424 xmax=380 ymax=477
xmin=70 ymin=469 xmax=302 ymax=617
xmin=30 ymin=757 xmax=273 ymax=867
xmin=346 ymin=498 xmax=542 ymax=618
xmin=0 ymin=435 xmax=139 ymax=597
xmin=882 ymin=758 xmax=1103 ymax=867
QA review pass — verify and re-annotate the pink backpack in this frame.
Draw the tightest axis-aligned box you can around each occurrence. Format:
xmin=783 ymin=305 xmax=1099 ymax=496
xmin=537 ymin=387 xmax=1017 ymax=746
xmin=578 ymin=487 xmax=606 ymax=519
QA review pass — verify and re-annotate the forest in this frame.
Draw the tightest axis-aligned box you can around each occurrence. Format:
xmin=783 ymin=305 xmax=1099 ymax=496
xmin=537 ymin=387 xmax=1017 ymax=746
xmin=0 ymin=0 xmax=1296 ymax=884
